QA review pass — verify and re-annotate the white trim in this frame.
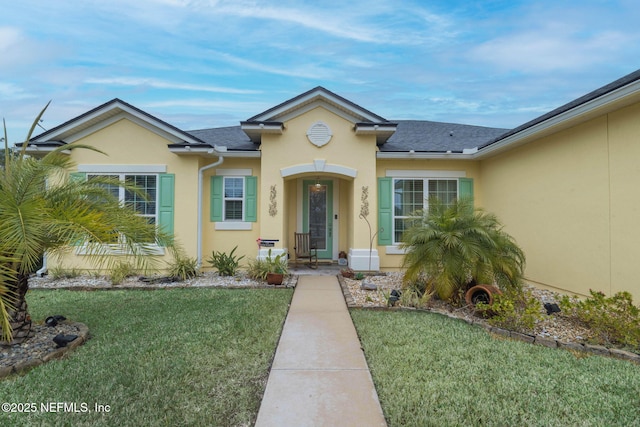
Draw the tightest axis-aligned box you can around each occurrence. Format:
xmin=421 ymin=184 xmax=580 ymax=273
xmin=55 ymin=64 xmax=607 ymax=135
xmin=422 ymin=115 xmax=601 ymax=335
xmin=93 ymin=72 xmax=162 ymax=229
xmin=75 ymin=244 xmax=165 ymax=256
xmin=257 ymin=248 xmax=287 ymax=261
xmin=281 ymin=161 xmax=357 ymax=178
xmin=64 ymin=112 xmax=187 ymax=144
xmin=251 ymin=89 xmax=384 ymax=123
xmin=34 ymin=102 xmax=204 ymax=145
xmin=377 ymin=152 xmax=474 ymax=160
xmin=385 ymin=170 xmax=466 ymax=178
xmin=215 ymin=222 xmax=252 ymax=230
xmin=385 ymin=245 xmax=406 ymax=255
xmin=78 ymin=164 xmax=167 ymax=173
xmin=348 ymin=248 xmax=380 ymax=271
xmin=215 ymin=168 xmax=252 ymax=176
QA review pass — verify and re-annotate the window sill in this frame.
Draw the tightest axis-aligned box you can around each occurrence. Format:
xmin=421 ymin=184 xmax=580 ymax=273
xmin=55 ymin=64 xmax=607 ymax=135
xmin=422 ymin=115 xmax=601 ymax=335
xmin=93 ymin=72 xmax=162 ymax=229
xmin=215 ymin=222 xmax=253 ymax=230
xmin=75 ymin=244 xmax=166 ymax=256
xmin=385 ymin=245 xmax=407 ymax=255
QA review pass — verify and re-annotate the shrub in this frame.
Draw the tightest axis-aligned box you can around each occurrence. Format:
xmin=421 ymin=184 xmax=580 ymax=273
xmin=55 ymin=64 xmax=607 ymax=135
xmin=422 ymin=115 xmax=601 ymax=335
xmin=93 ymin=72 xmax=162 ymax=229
xmin=50 ymin=267 xmax=82 ymax=280
xmin=400 ymin=197 xmax=525 ymax=303
xmin=560 ymin=290 xmax=640 ymax=349
xmin=246 ymin=250 xmax=288 ymax=281
xmin=168 ymin=255 xmax=198 ymax=281
xmin=400 ymin=276 xmax=434 ymax=308
xmin=478 ymin=288 xmax=543 ymax=334
xmin=109 ymin=262 xmax=136 ymax=285
xmin=247 ymin=258 xmax=269 ymax=280
xmin=207 ymin=246 xmax=245 ymax=276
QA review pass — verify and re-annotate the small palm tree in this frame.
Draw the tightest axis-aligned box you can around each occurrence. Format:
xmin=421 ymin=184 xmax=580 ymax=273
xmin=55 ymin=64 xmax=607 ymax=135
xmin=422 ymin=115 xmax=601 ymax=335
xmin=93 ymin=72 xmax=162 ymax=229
xmin=400 ymin=197 xmax=525 ymax=301
xmin=0 ymin=104 xmax=174 ymax=343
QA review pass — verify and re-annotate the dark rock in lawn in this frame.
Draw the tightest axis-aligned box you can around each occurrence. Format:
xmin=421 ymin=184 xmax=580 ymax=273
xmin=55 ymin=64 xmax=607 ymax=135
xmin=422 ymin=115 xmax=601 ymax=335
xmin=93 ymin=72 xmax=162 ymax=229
xmin=53 ymin=334 xmax=79 ymax=348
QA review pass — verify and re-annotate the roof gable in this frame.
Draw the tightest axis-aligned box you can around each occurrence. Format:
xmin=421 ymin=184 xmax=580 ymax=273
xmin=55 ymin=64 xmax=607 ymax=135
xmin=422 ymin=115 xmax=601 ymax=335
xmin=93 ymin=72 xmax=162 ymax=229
xmin=246 ymin=86 xmax=389 ymax=124
xmin=31 ymin=98 xmax=206 ymax=146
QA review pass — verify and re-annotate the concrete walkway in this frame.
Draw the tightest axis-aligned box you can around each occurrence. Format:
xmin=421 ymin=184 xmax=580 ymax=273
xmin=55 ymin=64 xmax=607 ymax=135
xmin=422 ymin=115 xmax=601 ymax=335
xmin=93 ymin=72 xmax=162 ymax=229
xmin=255 ymin=275 xmax=387 ymax=427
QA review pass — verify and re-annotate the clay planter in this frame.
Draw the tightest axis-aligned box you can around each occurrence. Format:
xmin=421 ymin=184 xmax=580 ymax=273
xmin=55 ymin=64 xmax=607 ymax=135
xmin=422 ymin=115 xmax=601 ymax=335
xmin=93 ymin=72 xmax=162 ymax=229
xmin=266 ymin=272 xmax=284 ymax=285
xmin=341 ymin=269 xmax=355 ymax=279
xmin=465 ymin=284 xmax=502 ymax=307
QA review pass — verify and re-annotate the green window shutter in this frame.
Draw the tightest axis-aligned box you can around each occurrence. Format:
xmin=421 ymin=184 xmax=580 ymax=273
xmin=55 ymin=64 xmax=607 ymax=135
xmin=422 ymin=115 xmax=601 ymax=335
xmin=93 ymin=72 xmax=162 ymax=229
xmin=377 ymin=177 xmax=393 ymax=245
xmin=458 ymin=178 xmax=474 ymax=203
xmin=210 ymin=176 xmax=223 ymax=222
xmin=244 ymin=176 xmax=257 ymax=222
xmin=70 ymin=172 xmax=86 ymax=182
xmin=158 ymin=174 xmax=175 ymax=239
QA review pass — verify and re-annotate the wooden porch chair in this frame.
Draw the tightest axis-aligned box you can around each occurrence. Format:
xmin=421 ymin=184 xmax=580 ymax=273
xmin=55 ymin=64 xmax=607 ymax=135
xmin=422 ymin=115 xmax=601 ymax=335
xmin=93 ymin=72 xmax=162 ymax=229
xmin=293 ymin=232 xmax=318 ymax=269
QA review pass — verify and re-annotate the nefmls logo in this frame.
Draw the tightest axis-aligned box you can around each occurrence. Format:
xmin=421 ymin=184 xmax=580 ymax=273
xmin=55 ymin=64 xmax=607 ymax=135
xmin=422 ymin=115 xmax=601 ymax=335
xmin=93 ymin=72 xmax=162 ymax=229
xmin=41 ymin=402 xmax=90 ymax=413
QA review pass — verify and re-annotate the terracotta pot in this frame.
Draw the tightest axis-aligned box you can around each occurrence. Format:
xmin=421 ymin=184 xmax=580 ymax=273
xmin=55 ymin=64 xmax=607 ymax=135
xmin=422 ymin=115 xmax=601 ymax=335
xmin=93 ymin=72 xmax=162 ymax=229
xmin=266 ymin=272 xmax=284 ymax=285
xmin=465 ymin=284 xmax=502 ymax=307
xmin=341 ymin=271 xmax=354 ymax=279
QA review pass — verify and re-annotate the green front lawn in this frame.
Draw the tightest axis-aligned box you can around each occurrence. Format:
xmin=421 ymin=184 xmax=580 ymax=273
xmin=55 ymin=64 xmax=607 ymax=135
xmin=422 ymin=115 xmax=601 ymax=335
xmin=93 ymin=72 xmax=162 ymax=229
xmin=351 ymin=309 xmax=640 ymax=427
xmin=1 ymin=288 xmax=292 ymax=427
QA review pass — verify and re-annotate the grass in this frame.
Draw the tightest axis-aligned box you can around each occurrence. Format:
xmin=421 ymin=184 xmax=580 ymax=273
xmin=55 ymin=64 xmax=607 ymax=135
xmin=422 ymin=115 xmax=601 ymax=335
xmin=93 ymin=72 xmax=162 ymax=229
xmin=351 ymin=309 xmax=640 ymax=427
xmin=0 ymin=288 xmax=293 ymax=427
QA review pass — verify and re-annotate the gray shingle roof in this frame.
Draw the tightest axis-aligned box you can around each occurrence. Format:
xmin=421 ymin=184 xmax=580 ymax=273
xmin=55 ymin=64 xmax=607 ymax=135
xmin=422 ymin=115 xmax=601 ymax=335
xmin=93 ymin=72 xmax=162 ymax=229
xmin=187 ymin=120 xmax=508 ymax=153
xmin=380 ymin=120 xmax=508 ymax=153
xmin=187 ymin=126 xmax=258 ymax=151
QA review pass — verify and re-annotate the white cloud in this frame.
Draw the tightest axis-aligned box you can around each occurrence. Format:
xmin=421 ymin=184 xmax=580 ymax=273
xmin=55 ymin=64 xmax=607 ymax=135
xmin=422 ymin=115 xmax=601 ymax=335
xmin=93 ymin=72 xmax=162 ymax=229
xmin=470 ymin=26 xmax=628 ymax=72
xmin=84 ymin=77 xmax=261 ymax=94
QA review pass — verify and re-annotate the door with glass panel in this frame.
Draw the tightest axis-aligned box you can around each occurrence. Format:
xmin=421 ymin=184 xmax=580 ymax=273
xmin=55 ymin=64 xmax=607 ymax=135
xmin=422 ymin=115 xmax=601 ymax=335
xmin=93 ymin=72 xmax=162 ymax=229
xmin=302 ymin=180 xmax=333 ymax=259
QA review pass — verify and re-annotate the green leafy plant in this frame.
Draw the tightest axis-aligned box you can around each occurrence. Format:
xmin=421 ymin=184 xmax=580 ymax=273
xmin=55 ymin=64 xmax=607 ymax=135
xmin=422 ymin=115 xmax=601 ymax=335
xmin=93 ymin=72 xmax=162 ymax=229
xmin=50 ymin=267 xmax=83 ymax=280
xmin=354 ymin=272 xmax=365 ymax=280
xmin=399 ymin=276 xmax=434 ymax=308
xmin=247 ymin=250 xmax=288 ymax=280
xmin=247 ymin=258 xmax=269 ymax=280
xmin=265 ymin=249 xmax=288 ymax=275
xmin=0 ymin=104 xmax=176 ymax=342
xmin=168 ymin=255 xmax=198 ymax=281
xmin=560 ymin=290 xmax=640 ymax=349
xmin=477 ymin=288 xmax=543 ymax=333
xmin=207 ymin=246 xmax=245 ymax=276
xmin=400 ymin=197 xmax=525 ymax=303
xmin=109 ymin=262 xmax=136 ymax=285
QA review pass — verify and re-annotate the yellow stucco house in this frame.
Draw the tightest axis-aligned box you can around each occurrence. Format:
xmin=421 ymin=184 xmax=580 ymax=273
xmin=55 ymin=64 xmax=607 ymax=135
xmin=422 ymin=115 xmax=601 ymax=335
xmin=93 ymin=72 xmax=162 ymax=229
xmin=27 ymin=69 xmax=640 ymax=300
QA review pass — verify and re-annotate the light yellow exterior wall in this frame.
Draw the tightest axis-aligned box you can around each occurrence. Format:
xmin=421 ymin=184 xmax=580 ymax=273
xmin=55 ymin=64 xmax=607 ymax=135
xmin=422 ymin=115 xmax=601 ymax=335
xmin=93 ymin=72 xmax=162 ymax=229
xmin=201 ymin=157 xmax=261 ymax=270
xmin=260 ymin=106 xmax=378 ymax=259
xmin=48 ymin=93 xmax=640 ymax=301
xmin=607 ymin=103 xmax=640 ymax=298
xmin=51 ymin=118 xmax=200 ymax=272
xmin=480 ymin=112 xmax=640 ymax=300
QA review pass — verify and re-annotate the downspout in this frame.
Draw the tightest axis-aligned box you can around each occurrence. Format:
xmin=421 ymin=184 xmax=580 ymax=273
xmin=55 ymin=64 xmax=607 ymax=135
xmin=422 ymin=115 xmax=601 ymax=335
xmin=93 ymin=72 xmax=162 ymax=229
xmin=197 ymin=147 xmax=225 ymax=267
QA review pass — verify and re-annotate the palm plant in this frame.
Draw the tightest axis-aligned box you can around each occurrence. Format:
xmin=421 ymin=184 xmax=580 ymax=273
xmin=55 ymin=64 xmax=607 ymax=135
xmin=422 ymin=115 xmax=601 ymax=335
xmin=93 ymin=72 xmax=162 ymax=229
xmin=400 ymin=197 xmax=525 ymax=302
xmin=0 ymin=104 xmax=173 ymax=343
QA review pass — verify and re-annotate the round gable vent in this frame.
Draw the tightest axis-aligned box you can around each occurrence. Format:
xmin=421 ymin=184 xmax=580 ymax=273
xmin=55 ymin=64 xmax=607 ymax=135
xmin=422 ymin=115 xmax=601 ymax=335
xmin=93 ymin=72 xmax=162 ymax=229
xmin=307 ymin=121 xmax=332 ymax=147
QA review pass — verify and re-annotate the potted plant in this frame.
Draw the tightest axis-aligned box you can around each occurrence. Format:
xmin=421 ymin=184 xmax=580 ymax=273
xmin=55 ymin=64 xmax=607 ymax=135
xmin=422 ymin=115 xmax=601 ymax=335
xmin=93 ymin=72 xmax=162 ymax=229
xmin=265 ymin=249 xmax=288 ymax=285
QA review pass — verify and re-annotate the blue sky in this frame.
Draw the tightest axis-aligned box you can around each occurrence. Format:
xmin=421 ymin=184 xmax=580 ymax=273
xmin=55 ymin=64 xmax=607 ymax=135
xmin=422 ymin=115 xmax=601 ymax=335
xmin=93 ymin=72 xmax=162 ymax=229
xmin=2 ymin=0 xmax=639 ymax=142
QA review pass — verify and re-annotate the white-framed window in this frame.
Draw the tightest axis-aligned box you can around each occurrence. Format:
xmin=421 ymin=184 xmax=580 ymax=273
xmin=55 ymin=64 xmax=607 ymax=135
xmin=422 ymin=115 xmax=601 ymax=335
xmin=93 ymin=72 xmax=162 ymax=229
xmin=223 ymin=176 xmax=244 ymax=221
xmin=393 ymin=178 xmax=458 ymax=244
xmin=87 ymin=173 xmax=158 ymax=242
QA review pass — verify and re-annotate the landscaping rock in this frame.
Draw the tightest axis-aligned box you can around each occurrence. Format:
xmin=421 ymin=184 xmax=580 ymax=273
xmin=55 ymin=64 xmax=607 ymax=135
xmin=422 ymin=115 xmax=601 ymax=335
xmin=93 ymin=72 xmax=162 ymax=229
xmin=609 ymin=348 xmax=640 ymax=363
xmin=511 ymin=332 xmax=535 ymax=344
xmin=583 ymin=344 xmax=611 ymax=357
xmin=534 ymin=336 xmax=558 ymax=348
xmin=360 ymin=279 xmax=377 ymax=291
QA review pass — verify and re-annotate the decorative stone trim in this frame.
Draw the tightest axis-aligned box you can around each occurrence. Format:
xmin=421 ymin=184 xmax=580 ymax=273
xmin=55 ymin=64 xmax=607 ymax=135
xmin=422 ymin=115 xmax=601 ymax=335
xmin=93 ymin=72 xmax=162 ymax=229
xmin=337 ymin=278 xmax=640 ymax=364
